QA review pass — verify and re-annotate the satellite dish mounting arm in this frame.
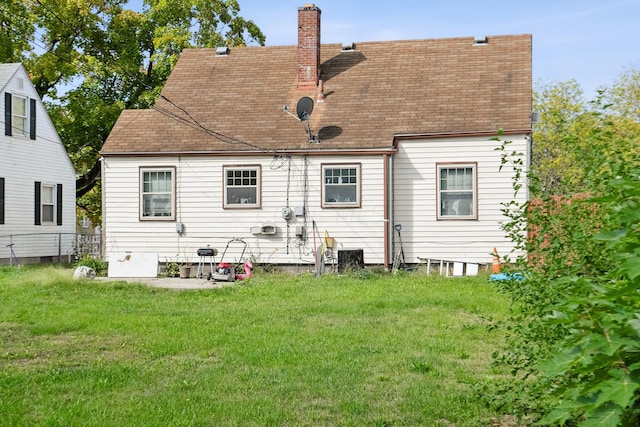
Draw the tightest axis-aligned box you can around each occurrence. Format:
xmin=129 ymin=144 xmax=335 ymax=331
xmin=282 ymin=105 xmax=301 ymax=121
xmin=305 ymin=120 xmax=318 ymax=143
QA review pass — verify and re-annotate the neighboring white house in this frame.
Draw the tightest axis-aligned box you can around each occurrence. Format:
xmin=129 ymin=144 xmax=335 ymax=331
xmin=0 ymin=63 xmax=77 ymax=264
xmin=100 ymin=4 xmax=532 ymax=273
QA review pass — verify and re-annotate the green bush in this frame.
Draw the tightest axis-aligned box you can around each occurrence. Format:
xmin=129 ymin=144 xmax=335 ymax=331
xmin=162 ymin=261 xmax=180 ymax=277
xmin=74 ymin=255 xmax=108 ymax=276
xmin=492 ymin=123 xmax=640 ymax=425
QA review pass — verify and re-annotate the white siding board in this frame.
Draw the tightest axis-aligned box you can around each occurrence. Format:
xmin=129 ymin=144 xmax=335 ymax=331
xmin=103 ymin=155 xmax=386 ymax=265
xmin=393 ymin=135 xmax=528 ymax=264
xmin=0 ymin=65 xmax=77 ymax=261
xmin=104 ymin=135 xmax=528 ymax=268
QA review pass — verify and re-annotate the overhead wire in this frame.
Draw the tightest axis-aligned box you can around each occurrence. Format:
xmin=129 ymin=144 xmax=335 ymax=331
xmin=156 ymin=95 xmax=270 ymax=152
xmin=1 ymin=1 xmax=272 ymax=153
xmin=35 ymin=0 xmax=272 ymax=152
xmin=0 ymin=118 xmax=68 ymax=149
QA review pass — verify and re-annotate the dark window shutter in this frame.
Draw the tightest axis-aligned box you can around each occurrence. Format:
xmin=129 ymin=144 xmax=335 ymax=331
xmin=34 ymin=181 xmax=41 ymax=225
xmin=4 ymin=92 xmax=11 ymax=136
xmin=56 ymin=183 xmax=63 ymax=225
xmin=29 ymin=98 xmax=36 ymax=140
xmin=0 ymin=177 xmax=4 ymax=225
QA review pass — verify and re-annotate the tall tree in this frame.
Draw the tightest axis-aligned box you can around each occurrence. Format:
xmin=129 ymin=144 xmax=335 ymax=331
xmin=0 ymin=0 xmax=33 ymax=62
xmin=603 ymin=68 xmax=640 ymax=121
xmin=531 ymin=72 xmax=640 ymax=197
xmin=1 ymin=0 xmax=264 ymax=224
xmin=530 ymin=80 xmax=587 ymax=195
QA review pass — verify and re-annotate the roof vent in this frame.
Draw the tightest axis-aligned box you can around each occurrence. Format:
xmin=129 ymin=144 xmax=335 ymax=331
xmin=216 ymin=46 xmax=230 ymax=56
xmin=341 ymin=42 xmax=355 ymax=51
xmin=473 ymin=36 xmax=488 ymax=46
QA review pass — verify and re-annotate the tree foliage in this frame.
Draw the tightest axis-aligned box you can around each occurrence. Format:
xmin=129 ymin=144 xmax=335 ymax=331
xmin=531 ymin=80 xmax=587 ymax=195
xmin=602 ymin=68 xmax=640 ymax=122
xmin=1 ymin=0 xmax=264 ymax=224
xmin=531 ymin=74 xmax=640 ymax=197
xmin=488 ymin=71 xmax=640 ymax=425
xmin=0 ymin=0 xmax=33 ymax=62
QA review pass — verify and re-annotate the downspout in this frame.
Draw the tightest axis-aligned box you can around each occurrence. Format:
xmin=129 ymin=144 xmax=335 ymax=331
xmin=177 ymin=156 xmax=183 ymax=254
xmin=383 ymin=153 xmax=391 ymax=269
xmin=100 ymin=157 xmax=106 ymax=259
xmin=526 ymin=133 xmax=532 ymax=202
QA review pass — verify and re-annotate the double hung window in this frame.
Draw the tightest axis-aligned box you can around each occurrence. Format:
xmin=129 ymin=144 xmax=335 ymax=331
xmin=12 ymin=95 xmax=28 ymax=137
xmin=140 ymin=168 xmax=175 ymax=220
xmin=322 ymin=164 xmax=361 ymax=208
xmin=437 ymin=163 xmax=477 ymax=219
xmin=4 ymin=93 xmax=35 ymax=139
xmin=34 ymin=181 xmax=63 ymax=225
xmin=41 ymin=184 xmax=55 ymax=223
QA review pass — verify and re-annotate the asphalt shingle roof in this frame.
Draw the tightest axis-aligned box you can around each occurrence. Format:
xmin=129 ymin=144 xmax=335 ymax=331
xmin=101 ymin=35 xmax=532 ymax=155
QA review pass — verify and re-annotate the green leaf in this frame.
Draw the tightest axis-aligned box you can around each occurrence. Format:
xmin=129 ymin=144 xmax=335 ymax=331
xmin=594 ymin=371 xmax=640 ymax=408
xmin=628 ymin=316 xmax=640 ymax=338
xmin=538 ymin=407 xmax=574 ymax=425
xmin=580 ymin=402 xmax=623 ymax=427
xmin=539 ymin=346 xmax=581 ymax=377
xmin=621 ymin=255 xmax=640 ymax=279
xmin=594 ymin=229 xmax=627 ymax=242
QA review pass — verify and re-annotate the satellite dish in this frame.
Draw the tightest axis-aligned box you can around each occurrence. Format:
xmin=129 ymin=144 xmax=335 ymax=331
xmin=296 ymin=96 xmax=314 ymax=121
xmin=282 ymin=96 xmax=319 ymax=143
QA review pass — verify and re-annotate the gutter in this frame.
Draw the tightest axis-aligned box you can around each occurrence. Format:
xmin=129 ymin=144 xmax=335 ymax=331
xmin=392 ymin=129 xmax=533 ymax=147
xmin=100 ymin=147 xmax=398 ymax=157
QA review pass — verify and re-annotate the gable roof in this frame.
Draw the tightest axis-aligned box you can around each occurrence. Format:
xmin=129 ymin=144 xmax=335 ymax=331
xmin=0 ymin=63 xmax=22 ymax=92
xmin=102 ymin=34 xmax=532 ymax=155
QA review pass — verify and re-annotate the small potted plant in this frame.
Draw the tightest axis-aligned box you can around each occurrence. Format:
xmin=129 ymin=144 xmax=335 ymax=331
xmin=179 ymin=259 xmax=192 ymax=279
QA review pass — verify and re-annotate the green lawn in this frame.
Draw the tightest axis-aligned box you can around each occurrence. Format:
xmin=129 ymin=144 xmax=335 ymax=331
xmin=0 ymin=266 xmax=509 ymax=426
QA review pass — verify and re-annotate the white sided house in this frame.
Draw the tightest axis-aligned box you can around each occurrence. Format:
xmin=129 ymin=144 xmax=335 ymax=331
xmin=0 ymin=63 xmax=76 ymax=264
xmin=101 ymin=4 xmax=532 ymax=274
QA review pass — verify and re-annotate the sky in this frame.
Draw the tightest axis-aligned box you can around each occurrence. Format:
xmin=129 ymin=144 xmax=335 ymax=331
xmin=129 ymin=0 xmax=639 ymax=98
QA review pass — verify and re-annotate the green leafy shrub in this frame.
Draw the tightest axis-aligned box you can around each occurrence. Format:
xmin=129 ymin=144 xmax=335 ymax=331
xmin=163 ymin=261 xmax=180 ymax=278
xmin=74 ymin=255 xmax=108 ymax=276
xmin=492 ymin=118 xmax=640 ymax=425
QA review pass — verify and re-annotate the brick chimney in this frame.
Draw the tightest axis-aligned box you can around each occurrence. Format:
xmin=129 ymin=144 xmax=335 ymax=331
xmin=297 ymin=4 xmax=321 ymax=90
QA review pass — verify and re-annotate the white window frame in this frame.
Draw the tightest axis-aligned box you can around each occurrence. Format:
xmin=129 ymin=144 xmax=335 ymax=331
xmin=322 ymin=163 xmax=361 ymax=208
xmin=40 ymin=183 xmax=56 ymax=224
xmin=223 ymin=165 xmax=261 ymax=209
xmin=12 ymin=94 xmax=28 ymax=137
xmin=140 ymin=167 xmax=175 ymax=220
xmin=437 ymin=163 xmax=477 ymax=220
